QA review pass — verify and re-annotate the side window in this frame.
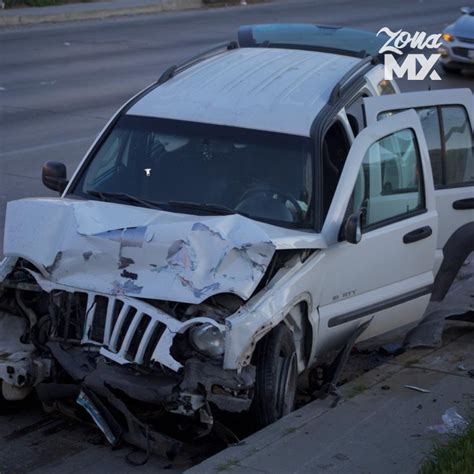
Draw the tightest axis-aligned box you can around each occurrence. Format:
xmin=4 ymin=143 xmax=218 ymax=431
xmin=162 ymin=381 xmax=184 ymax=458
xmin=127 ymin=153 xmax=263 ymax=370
xmin=379 ymin=105 xmax=473 ymax=188
xmin=350 ymin=129 xmax=425 ymax=230
xmin=416 ymin=107 xmax=443 ymax=186
xmin=441 ymin=106 xmax=474 ymax=186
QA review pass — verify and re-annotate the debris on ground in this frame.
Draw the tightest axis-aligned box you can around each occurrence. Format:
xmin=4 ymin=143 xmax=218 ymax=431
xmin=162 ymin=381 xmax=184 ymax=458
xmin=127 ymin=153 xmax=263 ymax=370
xmin=428 ymin=407 xmax=468 ymax=435
xmin=404 ymin=385 xmax=431 ymax=393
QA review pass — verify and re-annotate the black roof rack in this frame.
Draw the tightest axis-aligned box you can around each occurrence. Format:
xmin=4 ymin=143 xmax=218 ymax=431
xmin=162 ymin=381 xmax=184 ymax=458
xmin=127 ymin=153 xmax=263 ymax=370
xmin=329 ymin=55 xmax=379 ymax=105
xmin=157 ymin=41 xmax=239 ymax=85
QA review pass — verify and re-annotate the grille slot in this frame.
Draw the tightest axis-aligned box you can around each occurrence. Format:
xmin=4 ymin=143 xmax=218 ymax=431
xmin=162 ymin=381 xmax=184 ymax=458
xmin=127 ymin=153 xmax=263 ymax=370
xmin=126 ymin=315 xmax=151 ymax=362
xmin=452 ymin=47 xmax=470 ymax=58
xmin=140 ymin=321 xmax=167 ymax=365
xmin=90 ymin=296 xmax=108 ymax=342
xmin=114 ymin=307 xmax=138 ymax=353
xmin=458 ymin=37 xmax=474 ymax=44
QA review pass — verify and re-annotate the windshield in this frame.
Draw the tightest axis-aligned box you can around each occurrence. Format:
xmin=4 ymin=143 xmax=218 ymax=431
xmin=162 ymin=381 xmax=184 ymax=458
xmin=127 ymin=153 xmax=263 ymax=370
xmin=71 ymin=115 xmax=314 ymax=228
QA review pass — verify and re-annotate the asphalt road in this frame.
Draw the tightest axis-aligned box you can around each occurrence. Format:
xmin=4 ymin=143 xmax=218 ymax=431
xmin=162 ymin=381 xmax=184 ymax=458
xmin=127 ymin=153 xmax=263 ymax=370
xmin=0 ymin=0 xmax=473 ymax=472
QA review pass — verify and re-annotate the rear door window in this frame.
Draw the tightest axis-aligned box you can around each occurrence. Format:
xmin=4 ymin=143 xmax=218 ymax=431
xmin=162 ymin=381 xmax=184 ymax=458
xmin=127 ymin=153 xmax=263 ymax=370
xmin=380 ymin=105 xmax=474 ymax=188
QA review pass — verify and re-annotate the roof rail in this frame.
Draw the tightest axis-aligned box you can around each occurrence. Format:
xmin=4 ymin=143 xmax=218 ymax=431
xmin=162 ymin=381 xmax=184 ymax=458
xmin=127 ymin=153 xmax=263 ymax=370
xmin=328 ymin=55 xmax=378 ymax=105
xmin=157 ymin=41 xmax=239 ymax=85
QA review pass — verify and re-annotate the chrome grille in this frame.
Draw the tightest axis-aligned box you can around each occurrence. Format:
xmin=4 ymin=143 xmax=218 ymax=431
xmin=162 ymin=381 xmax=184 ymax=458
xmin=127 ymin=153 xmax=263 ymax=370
xmin=78 ymin=292 xmax=171 ymax=367
xmin=29 ymin=271 xmax=225 ymax=373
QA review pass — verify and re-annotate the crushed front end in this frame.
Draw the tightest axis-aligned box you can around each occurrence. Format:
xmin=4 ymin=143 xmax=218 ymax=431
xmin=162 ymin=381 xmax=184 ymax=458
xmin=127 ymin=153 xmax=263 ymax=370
xmin=0 ymin=198 xmax=282 ymax=456
xmin=0 ymin=258 xmax=258 ymax=457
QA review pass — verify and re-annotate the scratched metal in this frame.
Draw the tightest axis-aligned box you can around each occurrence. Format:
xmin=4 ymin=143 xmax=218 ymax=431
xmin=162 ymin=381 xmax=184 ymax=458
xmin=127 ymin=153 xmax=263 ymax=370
xmin=3 ymin=198 xmax=281 ymax=303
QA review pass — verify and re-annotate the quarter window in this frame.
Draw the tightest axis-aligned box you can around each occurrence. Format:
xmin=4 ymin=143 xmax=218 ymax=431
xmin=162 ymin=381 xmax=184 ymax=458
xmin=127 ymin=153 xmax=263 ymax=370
xmin=441 ymin=106 xmax=474 ymax=186
xmin=350 ymin=129 xmax=425 ymax=230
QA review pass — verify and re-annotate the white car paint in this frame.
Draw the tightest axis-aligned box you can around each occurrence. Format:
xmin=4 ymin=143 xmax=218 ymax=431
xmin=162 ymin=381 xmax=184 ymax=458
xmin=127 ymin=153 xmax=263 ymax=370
xmin=128 ymin=48 xmax=360 ymax=137
xmin=0 ymin=41 xmax=471 ymax=408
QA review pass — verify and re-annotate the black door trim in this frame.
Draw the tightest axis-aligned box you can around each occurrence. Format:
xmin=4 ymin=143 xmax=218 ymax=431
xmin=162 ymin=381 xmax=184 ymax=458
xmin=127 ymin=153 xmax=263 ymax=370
xmin=328 ymin=284 xmax=433 ymax=328
xmin=453 ymin=198 xmax=474 ymax=210
xmin=403 ymin=226 xmax=432 ymax=244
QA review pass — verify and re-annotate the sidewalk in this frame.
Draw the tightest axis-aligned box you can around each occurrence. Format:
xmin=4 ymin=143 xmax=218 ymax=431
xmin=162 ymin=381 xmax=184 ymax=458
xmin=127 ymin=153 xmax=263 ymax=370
xmin=0 ymin=0 xmax=203 ymax=27
xmin=188 ymin=321 xmax=474 ymax=474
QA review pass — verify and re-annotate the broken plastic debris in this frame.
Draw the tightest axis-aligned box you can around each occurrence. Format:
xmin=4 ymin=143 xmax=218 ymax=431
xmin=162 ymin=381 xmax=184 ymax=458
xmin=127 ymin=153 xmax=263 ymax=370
xmin=429 ymin=407 xmax=468 ymax=435
xmin=404 ymin=385 xmax=431 ymax=393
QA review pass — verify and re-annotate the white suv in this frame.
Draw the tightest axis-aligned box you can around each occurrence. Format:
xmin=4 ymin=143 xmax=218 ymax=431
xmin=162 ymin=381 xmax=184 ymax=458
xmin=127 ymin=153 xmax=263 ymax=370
xmin=0 ymin=24 xmax=473 ymax=454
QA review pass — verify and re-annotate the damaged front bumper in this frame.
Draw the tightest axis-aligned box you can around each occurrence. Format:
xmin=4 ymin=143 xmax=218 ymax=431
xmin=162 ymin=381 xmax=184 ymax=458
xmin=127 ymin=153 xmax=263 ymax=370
xmin=0 ymin=261 xmax=255 ymax=455
xmin=34 ymin=342 xmax=254 ymax=457
xmin=0 ymin=310 xmax=50 ymax=400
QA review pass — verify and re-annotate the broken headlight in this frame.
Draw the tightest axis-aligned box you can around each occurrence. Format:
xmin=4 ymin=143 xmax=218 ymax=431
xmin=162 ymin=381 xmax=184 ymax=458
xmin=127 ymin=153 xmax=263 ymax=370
xmin=189 ymin=323 xmax=225 ymax=358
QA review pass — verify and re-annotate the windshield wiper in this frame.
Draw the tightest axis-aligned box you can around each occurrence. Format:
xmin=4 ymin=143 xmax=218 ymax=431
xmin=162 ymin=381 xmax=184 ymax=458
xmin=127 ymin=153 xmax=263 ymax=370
xmin=167 ymin=201 xmax=238 ymax=215
xmin=86 ymin=192 xmax=240 ymax=216
xmin=86 ymin=190 xmax=164 ymax=210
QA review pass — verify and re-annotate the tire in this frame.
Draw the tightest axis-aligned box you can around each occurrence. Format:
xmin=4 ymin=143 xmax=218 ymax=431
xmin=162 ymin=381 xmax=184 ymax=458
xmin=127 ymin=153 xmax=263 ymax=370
xmin=441 ymin=64 xmax=462 ymax=74
xmin=251 ymin=325 xmax=298 ymax=428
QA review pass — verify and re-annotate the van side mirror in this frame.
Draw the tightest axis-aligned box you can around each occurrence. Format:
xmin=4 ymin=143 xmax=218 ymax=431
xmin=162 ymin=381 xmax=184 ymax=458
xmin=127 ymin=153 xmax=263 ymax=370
xmin=42 ymin=161 xmax=68 ymax=193
xmin=344 ymin=212 xmax=363 ymax=244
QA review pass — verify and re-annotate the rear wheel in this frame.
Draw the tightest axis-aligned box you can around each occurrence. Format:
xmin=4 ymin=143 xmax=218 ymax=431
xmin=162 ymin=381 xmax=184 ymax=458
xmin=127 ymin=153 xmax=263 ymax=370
xmin=252 ymin=325 xmax=298 ymax=428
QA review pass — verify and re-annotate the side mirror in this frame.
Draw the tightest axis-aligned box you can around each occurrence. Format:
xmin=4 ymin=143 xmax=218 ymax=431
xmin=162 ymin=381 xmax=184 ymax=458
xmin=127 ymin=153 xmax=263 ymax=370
xmin=42 ymin=161 xmax=68 ymax=193
xmin=460 ymin=6 xmax=473 ymax=14
xmin=344 ymin=212 xmax=363 ymax=244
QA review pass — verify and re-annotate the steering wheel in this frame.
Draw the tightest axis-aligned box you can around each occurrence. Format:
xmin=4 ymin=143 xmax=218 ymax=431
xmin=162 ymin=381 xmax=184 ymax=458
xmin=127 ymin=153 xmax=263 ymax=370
xmin=236 ymin=187 xmax=305 ymax=223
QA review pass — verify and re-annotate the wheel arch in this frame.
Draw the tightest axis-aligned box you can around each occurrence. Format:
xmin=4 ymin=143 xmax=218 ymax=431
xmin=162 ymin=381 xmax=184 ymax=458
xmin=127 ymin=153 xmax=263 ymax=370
xmin=431 ymin=222 xmax=474 ymax=302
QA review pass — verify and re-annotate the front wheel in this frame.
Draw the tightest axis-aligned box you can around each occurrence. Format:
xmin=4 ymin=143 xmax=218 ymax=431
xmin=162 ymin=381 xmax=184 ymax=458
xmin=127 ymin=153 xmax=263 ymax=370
xmin=251 ymin=325 xmax=298 ymax=428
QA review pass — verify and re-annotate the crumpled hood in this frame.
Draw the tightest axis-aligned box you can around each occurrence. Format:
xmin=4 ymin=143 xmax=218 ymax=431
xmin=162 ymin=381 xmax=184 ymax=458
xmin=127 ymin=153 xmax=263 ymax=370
xmin=4 ymin=198 xmax=290 ymax=303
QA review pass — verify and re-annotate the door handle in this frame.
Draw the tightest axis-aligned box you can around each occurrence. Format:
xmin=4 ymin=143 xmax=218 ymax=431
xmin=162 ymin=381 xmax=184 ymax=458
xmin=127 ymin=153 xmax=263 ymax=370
xmin=453 ymin=198 xmax=474 ymax=210
xmin=403 ymin=226 xmax=432 ymax=244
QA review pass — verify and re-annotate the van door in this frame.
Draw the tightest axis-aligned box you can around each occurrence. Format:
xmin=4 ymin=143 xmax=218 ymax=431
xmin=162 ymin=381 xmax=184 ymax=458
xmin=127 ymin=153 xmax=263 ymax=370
xmin=317 ymin=110 xmax=438 ymax=350
xmin=365 ymin=89 xmax=473 ymax=243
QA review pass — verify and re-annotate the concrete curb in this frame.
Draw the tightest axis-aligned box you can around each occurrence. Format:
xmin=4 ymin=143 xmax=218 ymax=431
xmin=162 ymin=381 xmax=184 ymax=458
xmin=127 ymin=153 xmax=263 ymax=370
xmin=0 ymin=0 xmax=203 ymax=27
xmin=185 ymin=326 xmax=472 ymax=473
xmin=185 ymin=360 xmax=405 ymax=473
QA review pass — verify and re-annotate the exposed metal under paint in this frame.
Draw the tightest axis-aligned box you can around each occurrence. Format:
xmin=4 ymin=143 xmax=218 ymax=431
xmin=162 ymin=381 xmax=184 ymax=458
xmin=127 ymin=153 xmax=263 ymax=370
xmin=3 ymin=198 xmax=290 ymax=304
